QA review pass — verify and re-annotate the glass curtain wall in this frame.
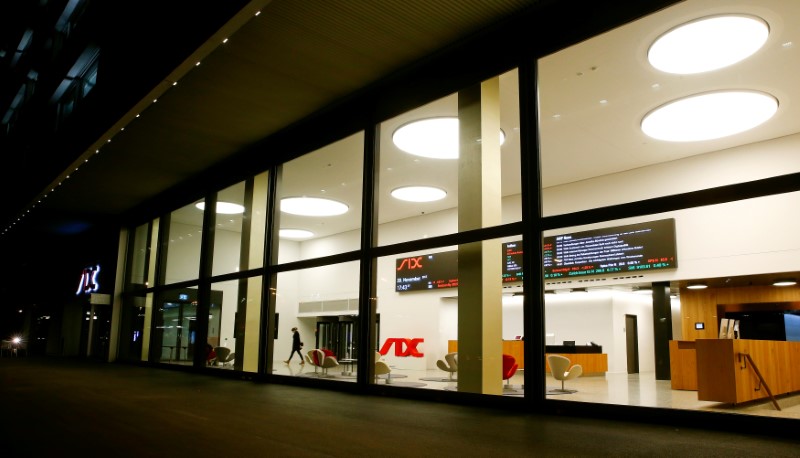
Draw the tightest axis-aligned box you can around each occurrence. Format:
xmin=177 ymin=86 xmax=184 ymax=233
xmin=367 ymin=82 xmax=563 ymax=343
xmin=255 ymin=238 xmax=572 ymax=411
xmin=373 ymin=69 xmax=521 ymax=394
xmin=271 ymin=132 xmax=364 ymax=381
xmin=120 ymin=220 xmax=158 ymax=362
xmin=538 ymin=0 xmax=800 ymax=419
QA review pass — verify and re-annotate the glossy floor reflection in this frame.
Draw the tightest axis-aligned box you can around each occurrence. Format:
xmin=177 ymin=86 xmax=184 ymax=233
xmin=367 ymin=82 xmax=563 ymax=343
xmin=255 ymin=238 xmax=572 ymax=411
xmin=275 ymin=362 xmax=800 ymax=419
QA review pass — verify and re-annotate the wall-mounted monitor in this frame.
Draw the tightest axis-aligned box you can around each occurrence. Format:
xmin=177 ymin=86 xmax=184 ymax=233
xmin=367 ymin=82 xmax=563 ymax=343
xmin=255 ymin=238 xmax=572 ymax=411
xmin=502 ymin=241 xmax=523 ymax=283
xmin=543 ymin=218 xmax=677 ymax=279
xmin=395 ymin=250 xmax=459 ymax=292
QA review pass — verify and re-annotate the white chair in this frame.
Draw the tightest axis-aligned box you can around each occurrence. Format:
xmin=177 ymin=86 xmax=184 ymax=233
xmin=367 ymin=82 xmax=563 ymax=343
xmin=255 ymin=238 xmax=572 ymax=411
xmin=436 ymin=352 xmax=458 ymax=381
xmin=309 ymin=349 xmax=339 ymax=376
xmin=375 ymin=360 xmax=392 ymax=384
xmin=547 ymin=354 xmax=582 ymax=393
xmin=304 ymin=351 xmax=319 ymax=374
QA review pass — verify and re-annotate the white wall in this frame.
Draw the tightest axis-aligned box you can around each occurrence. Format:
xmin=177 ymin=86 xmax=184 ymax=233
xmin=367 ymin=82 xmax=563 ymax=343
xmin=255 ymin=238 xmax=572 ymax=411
xmin=543 ymin=133 xmax=800 ymax=216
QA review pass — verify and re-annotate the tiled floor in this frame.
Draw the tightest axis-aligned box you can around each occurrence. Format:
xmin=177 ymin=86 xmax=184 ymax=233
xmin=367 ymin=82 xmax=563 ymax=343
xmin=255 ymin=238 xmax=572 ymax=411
xmin=275 ymin=361 xmax=800 ymax=420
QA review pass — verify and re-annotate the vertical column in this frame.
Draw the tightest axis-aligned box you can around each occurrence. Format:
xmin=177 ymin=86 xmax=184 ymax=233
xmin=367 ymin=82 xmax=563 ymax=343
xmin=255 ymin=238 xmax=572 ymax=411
xmin=457 ymin=77 xmax=503 ymax=395
xmin=652 ymin=281 xmax=673 ymax=380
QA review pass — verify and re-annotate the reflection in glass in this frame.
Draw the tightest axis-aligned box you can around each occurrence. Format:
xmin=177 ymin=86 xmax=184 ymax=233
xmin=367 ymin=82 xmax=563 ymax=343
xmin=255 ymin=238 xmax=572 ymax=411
xmin=165 ymin=203 xmax=203 ymax=284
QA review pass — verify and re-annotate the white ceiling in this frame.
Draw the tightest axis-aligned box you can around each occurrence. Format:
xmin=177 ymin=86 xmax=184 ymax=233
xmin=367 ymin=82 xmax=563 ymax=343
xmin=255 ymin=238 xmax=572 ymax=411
xmin=538 ymin=0 xmax=800 ymax=188
xmin=251 ymin=0 xmax=800 ymax=241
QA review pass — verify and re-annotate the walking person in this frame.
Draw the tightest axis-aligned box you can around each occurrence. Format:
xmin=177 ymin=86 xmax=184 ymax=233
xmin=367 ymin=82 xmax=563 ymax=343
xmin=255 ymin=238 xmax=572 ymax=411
xmin=285 ymin=327 xmax=304 ymax=364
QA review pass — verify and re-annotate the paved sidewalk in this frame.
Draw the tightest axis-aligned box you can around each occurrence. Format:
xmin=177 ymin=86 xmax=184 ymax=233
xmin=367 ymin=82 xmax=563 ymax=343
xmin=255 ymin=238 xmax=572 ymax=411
xmin=1 ymin=357 xmax=798 ymax=457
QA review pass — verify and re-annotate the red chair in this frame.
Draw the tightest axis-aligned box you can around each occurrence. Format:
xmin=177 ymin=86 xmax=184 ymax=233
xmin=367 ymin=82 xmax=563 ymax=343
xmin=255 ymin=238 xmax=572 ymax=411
xmin=502 ymin=354 xmax=518 ymax=388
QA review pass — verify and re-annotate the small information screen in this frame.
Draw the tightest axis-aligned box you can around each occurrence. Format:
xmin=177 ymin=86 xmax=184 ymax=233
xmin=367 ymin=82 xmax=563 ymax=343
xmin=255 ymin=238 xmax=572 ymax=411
xmin=543 ymin=218 xmax=677 ymax=279
xmin=502 ymin=241 xmax=523 ymax=283
xmin=395 ymin=250 xmax=459 ymax=292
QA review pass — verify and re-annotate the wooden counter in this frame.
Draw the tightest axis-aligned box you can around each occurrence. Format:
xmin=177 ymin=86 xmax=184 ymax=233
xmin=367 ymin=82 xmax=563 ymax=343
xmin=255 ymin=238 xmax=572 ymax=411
xmin=545 ymin=353 xmax=608 ymax=375
xmin=668 ymin=340 xmax=698 ymax=390
xmin=696 ymin=339 xmax=800 ymax=404
xmin=447 ymin=340 xmax=608 ymax=374
xmin=447 ymin=340 xmax=525 ymax=369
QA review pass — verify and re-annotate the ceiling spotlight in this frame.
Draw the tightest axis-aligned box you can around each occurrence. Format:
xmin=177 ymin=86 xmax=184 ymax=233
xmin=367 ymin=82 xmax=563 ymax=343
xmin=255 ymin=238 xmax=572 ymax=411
xmin=687 ymin=283 xmax=708 ymax=290
xmin=280 ymin=197 xmax=348 ymax=216
xmin=392 ymin=117 xmax=505 ymax=159
xmin=772 ymin=279 xmax=797 ymax=287
xmin=279 ymin=228 xmax=314 ymax=239
xmin=648 ymin=15 xmax=769 ymax=74
xmin=390 ymin=186 xmax=447 ymax=202
xmin=195 ymin=201 xmax=245 ymax=214
xmin=641 ymin=90 xmax=777 ymax=142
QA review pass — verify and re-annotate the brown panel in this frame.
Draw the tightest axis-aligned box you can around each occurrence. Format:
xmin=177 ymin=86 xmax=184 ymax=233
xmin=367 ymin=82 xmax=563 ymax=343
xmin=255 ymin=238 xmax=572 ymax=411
xmin=545 ymin=353 xmax=608 ymax=375
xmin=447 ymin=340 xmax=526 ymax=369
xmin=502 ymin=340 xmax=525 ymax=369
xmin=697 ymin=339 xmax=800 ymax=404
xmin=696 ymin=339 xmax=737 ymax=403
xmin=669 ymin=340 xmax=697 ymax=390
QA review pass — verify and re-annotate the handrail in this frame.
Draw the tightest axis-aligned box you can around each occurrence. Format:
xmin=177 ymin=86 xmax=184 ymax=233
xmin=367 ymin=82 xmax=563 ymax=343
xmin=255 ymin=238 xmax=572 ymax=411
xmin=738 ymin=352 xmax=781 ymax=411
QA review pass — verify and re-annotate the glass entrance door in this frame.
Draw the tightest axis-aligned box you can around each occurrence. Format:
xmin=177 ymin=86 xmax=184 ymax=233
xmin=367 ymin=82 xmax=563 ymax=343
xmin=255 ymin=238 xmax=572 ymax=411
xmin=316 ymin=317 xmax=357 ymax=359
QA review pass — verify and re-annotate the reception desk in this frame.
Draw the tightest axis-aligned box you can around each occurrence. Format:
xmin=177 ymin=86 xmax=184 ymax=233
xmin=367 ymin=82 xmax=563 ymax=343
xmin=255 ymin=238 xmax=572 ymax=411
xmin=695 ymin=339 xmax=800 ymax=404
xmin=446 ymin=340 xmax=608 ymax=374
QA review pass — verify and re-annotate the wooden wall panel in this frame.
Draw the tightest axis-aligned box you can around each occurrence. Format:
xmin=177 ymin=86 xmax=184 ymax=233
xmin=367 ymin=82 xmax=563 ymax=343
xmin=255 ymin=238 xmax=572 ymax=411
xmin=681 ymin=285 xmax=800 ymax=341
xmin=669 ymin=340 xmax=697 ymax=390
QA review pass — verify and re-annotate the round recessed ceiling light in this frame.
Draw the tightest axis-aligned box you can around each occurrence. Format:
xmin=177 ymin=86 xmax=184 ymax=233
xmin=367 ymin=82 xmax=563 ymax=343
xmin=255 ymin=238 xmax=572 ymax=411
xmin=686 ymin=283 xmax=708 ymax=290
xmin=641 ymin=90 xmax=777 ymax=142
xmin=195 ymin=201 xmax=245 ymax=214
xmin=648 ymin=15 xmax=769 ymax=74
xmin=390 ymin=186 xmax=447 ymax=202
xmin=280 ymin=197 xmax=348 ymax=216
xmin=279 ymin=228 xmax=314 ymax=239
xmin=773 ymin=279 xmax=797 ymax=287
xmin=392 ymin=117 xmax=505 ymax=159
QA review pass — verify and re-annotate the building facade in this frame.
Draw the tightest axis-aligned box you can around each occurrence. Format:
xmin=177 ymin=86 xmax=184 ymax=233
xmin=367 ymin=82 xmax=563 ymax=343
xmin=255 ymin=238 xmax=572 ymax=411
xmin=6 ymin=0 xmax=800 ymax=437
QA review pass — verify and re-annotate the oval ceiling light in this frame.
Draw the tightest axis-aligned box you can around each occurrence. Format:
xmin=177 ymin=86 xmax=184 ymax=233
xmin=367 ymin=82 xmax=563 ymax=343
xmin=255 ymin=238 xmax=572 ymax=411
xmin=279 ymin=228 xmax=314 ymax=239
xmin=390 ymin=186 xmax=447 ymax=202
xmin=195 ymin=201 xmax=245 ymax=214
xmin=641 ymin=90 xmax=777 ymax=142
xmin=772 ymin=279 xmax=797 ymax=287
xmin=280 ymin=197 xmax=348 ymax=216
xmin=686 ymin=283 xmax=708 ymax=290
xmin=392 ymin=117 xmax=505 ymax=159
xmin=648 ymin=15 xmax=769 ymax=74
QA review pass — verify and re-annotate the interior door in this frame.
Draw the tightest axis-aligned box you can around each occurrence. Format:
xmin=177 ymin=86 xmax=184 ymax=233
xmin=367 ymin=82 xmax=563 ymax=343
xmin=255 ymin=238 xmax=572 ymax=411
xmin=625 ymin=314 xmax=639 ymax=374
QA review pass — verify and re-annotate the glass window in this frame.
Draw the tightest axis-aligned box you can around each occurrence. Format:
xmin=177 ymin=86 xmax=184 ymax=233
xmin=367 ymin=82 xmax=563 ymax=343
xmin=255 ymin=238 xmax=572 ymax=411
xmin=153 ymin=287 xmax=199 ymax=365
xmin=538 ymin=0 xmax=800 ymax=421
xmin=277 ymin=133 xmax=363 ymax=262
xmin=377 ymin=69 xmax=521 ymax=246
xmin=212 ymin=181 xmax=246 ymax=277
xmin=207 ymin=276 xmax=262 ymax=372
xmin=541 ymin=191 xmax=800 ymax=419
xmin=212 ymin=172 xmax=269 ymax=276
xmin=127 ymin=222 xmax=150 ymax=290
xmin=538 ymin=0 xmax=800 ymax=217
xmin=164 ymin=202 xmax=203 ymax=284
xmin=272 ymin=261 xmax=359 ymax=382
xmin=118 ymin=292 xmax=148 ymax=362
xmin=374 ymin=235 xmax=522 ymax=394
